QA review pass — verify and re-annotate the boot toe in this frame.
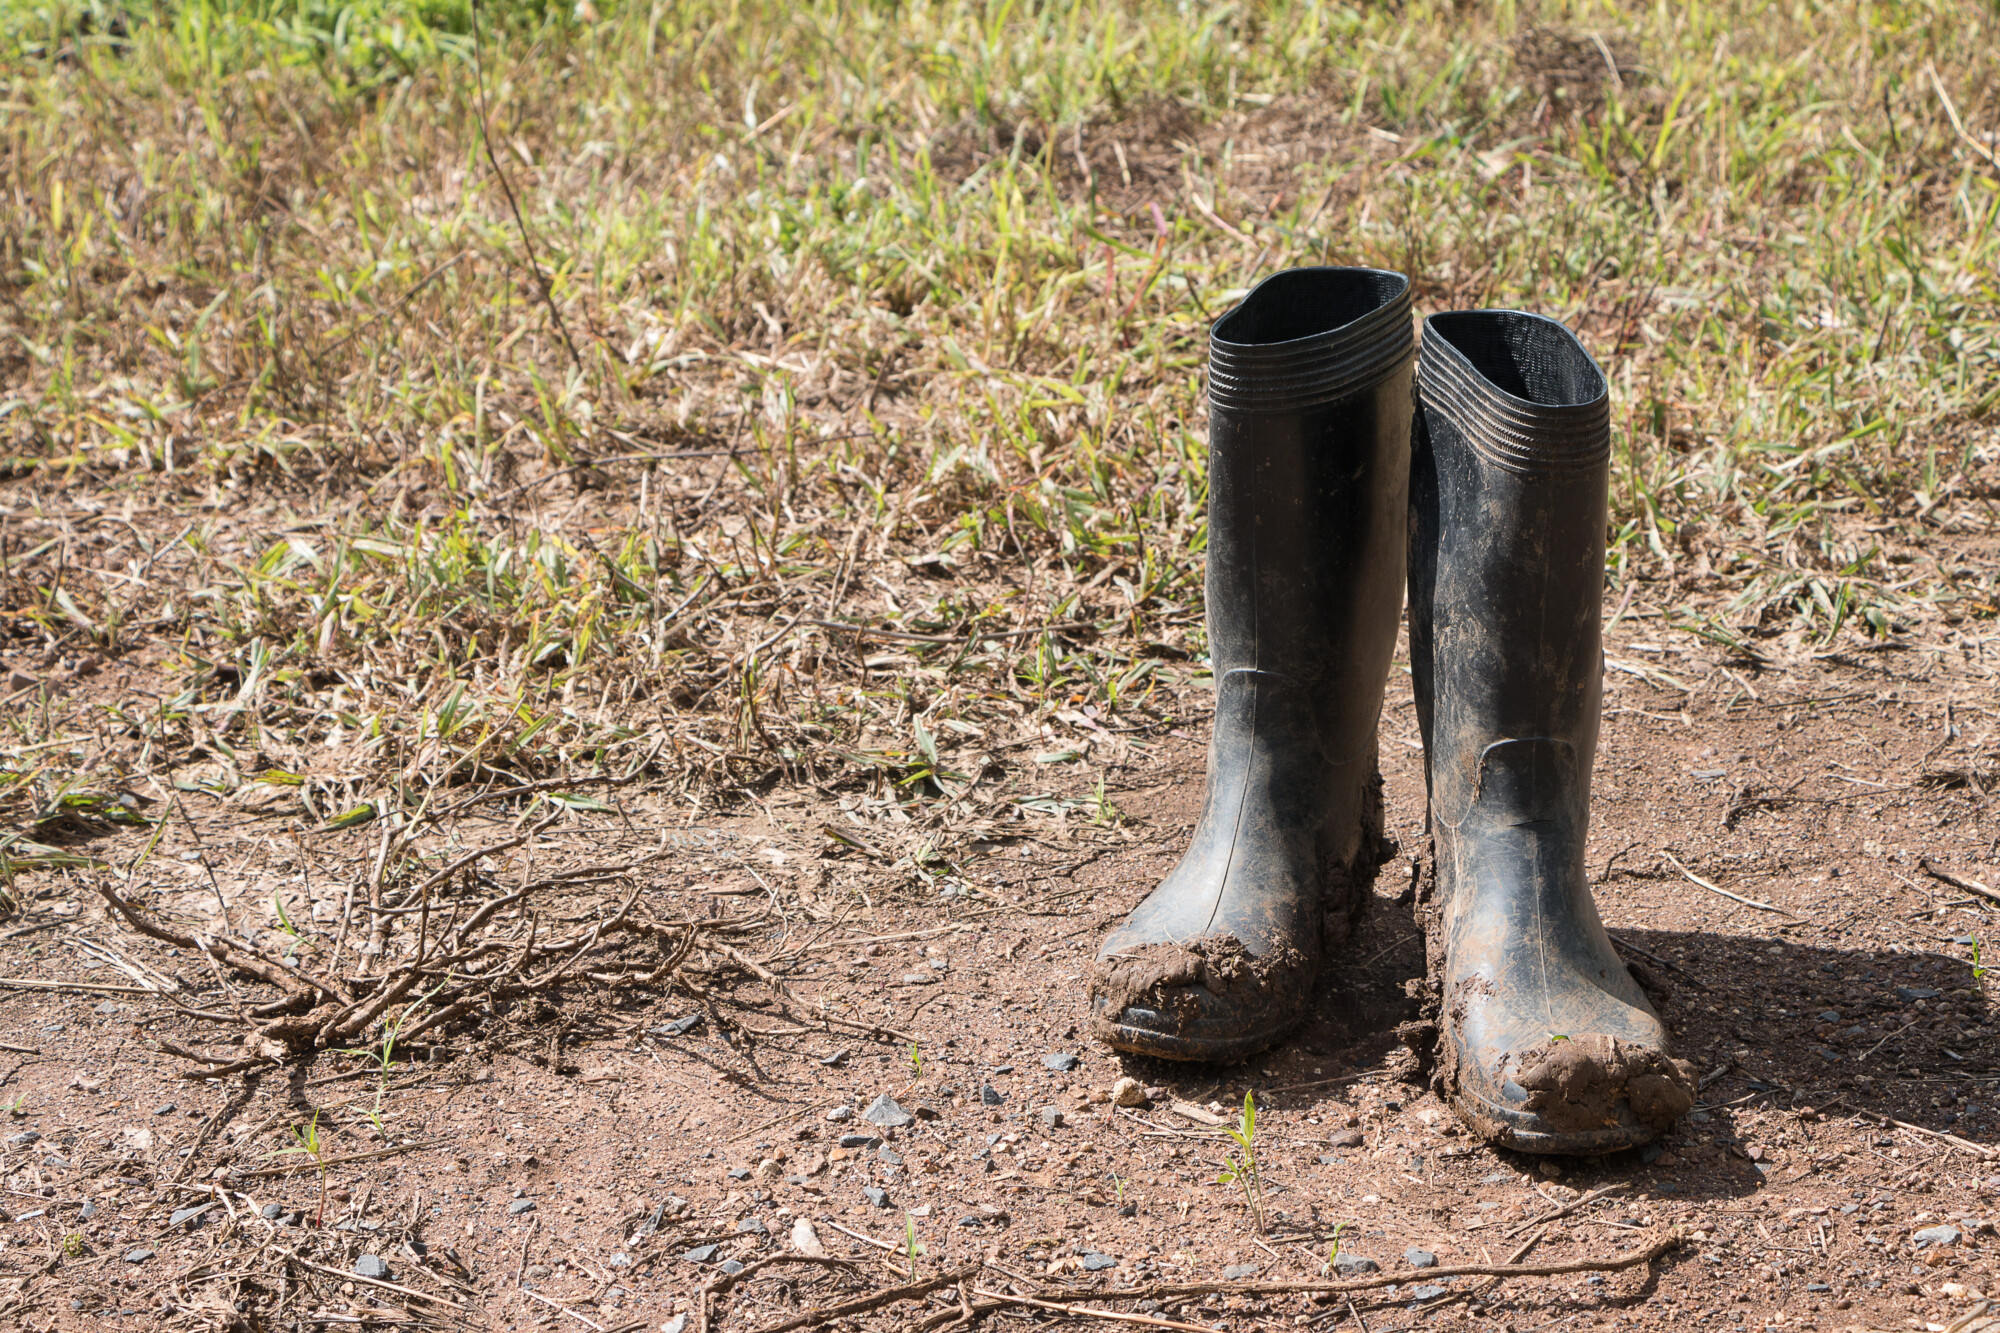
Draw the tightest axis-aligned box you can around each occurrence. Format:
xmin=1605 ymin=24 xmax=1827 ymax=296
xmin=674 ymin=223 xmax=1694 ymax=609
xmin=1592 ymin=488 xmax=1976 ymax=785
xmin=1447 ymin=1020 xmax=1696 ymax=1154
xmin=1088 ymin=934 xmax=1312 ymax=1064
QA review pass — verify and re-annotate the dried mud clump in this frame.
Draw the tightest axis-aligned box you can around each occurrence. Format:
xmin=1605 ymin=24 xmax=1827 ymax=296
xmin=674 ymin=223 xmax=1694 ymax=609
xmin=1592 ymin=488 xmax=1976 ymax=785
xmin=1088 ymin=934 xmax=1303 ymax=1032
xmin=1511 ymin=1034 xmax=1697 ymax=1134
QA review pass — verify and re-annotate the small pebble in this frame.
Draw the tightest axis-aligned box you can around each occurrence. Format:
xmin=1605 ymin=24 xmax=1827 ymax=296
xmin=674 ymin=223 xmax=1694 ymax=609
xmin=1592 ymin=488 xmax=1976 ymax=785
xmin=354 ymin=1256 xmax=389 ymax=1280
xmin=683 ymin=1244 xmax=720 ymax=1264
xmin=1223 ymin=1263 xmax=1259 ymax=1280
xmin=662 ymin=1318 xmax=689 ymax=1333
xmin=1080 ymin=1252 xmax=1117 ymax=1271
xmin=1330 ymin=1129 xmax=1364 ymax=1148
xmin=862 ymin=1094 xmax=914 ymax=1128
xmin=1914 ymin=1225 xmax=1962 ymax=1247
xmin=169 ymin=1206 xmax=207 ymax=1228
xmin=826 ymin=1106 xmax=854 ymax=1123
xmin=736 ymin=1218 xmax=768 ymax=1236
xmin=153 ymin=1103 xmax=176 ymax=1116
xmin=727 ymin=1167 xmax=752 ymax=1181
xmin=1043 ymin=1053 xmax=1080 ymax=1072
xmin=125 ymin=1248 xmax=155 ymax=1264
xmin=1333 ymin=1253 xmax=1379 ymax=1275
xmin=1041 ymin=1108 xmax=1065 ymax=1129
xmin=838 ymin=1134 xmax=879 ymax=1149
xmin=1411 ymin=1284 xmax=1448 ymax=1302
xmin=1111 ymin=1077 xmax=1148 ymax=1108
xmin=526 ymin=1264 xmax=553 ymax=1281
xmin=980 ymin=1083 xmax=1005 ymax=1106
xmin=876 ymin=1145 xmax=904 ymax=1166
xmin=863 ymin=1187 xmax=890 ymax=1208
xmin=261 ymin=1203 xmax=284 ymax=1220
xmin=720 ymin=1259 xmax=745 ymax=1276
xmin=1405 ymin=1248 xmax=1438 ymax=1269
xmin=508 ymin=1199 xmax=537 ymax=1215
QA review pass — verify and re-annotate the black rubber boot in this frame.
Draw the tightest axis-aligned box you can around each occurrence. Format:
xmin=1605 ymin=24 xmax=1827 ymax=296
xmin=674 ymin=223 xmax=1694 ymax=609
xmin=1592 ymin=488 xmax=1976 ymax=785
xmin=1088 ymin=267 xmax=1414 ymax=1063
xmin=1411 ymin=310 xmax=1695 ymax=1153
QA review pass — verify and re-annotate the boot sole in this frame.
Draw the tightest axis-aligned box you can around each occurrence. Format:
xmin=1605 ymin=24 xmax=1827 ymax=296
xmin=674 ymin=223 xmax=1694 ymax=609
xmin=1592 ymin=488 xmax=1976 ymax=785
xmin=1091 ymin=1011 xmax=1298 ymax=1065
xmin=1445 ymin=1081 xmax=1664 ymax=1156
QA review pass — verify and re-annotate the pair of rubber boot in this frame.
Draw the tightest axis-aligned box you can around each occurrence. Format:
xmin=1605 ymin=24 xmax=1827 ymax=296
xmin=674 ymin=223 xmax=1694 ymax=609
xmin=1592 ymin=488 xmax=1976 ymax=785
xmin=1087 ymin=267 xmax=1697 ymax=1154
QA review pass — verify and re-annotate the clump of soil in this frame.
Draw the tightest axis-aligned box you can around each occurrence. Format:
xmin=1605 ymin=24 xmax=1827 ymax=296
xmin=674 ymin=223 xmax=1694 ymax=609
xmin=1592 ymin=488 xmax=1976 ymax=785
xmin=1512 ymin=1033 xmax=1699 ymax=1134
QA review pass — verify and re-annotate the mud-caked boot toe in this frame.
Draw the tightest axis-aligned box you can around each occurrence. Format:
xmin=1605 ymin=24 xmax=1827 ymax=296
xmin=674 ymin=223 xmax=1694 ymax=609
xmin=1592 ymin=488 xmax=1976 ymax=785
xmin=1434 ymin=740 xmax=1696 ymax=1151
xmin=1089 ymin=675 xmax=1376 ymax=1061
xmin=1412 ymin=311 xmax=1695 ymax=1151
xmin=1088 ymin=266 xmax=1415 ymax=1065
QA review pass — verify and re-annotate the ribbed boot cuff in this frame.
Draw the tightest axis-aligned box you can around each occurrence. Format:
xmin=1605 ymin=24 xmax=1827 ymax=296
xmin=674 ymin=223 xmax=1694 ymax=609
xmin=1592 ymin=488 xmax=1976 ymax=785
xmin=1208 ymin=267 xmax=1414 ymax=414
xmin=1419 ymin=310 xmax=1609 ymax=474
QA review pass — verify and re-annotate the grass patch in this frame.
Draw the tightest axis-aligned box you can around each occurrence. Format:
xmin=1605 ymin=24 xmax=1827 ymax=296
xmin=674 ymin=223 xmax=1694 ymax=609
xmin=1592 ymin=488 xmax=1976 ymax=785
xmin=0 ymin=0 xmax=1996 ymax=851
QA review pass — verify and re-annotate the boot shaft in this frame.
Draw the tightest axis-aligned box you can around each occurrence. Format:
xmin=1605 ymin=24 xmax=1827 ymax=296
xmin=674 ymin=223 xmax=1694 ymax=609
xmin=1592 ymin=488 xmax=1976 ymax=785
xmin=1409 ymin=310 xmax=1611 ymax=825
xmin=1204 ymin=268 xmax=1414 ymax=756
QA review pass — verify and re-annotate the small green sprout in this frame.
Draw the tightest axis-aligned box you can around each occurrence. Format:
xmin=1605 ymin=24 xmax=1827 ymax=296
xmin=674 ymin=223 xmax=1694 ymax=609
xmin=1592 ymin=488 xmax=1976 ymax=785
xmin=1215 ymin=1090 xmax=1267 ymax=1234
xmin=1324 ymin=1220 xmax=1348 ymax=1272
xmin=909 ymin=1041 xmax=924 ymax=1077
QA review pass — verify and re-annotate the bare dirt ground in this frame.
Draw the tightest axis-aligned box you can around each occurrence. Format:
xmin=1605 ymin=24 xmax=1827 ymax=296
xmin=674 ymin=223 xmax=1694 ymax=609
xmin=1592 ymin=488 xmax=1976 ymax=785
xmin=4 ymin=485 xmax=2000 ymax=1333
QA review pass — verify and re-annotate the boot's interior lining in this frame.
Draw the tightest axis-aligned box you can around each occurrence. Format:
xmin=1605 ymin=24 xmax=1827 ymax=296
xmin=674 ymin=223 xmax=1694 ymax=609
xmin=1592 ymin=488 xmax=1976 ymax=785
xmin=1214 ymin=268 xmax=1407 ymax=346
xmin=1429 ymin=311 xmax=1605 ymax=407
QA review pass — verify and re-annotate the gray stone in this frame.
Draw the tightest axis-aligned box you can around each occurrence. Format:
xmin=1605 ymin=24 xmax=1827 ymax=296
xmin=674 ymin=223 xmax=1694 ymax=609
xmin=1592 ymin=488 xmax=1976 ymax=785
xmin=508 ymin=1198 xmax=537 ymax=1215
xmin=735 ymin=1217 xmax=768 ymax=1235
xmin=608 ymin=1252 xmax=632 ymax=1268
xmin=1896 ymin=987 xmax=1942 ymax=1002
xmin=660 ymin=1013 xmax=702 ymax=1036
xmin=525 ymin=1264 xmax=553 ymax=1281
xmin=1043 ymin=1053 xmax=1080 ymax=1072
xmin=862 ymin=1187 xmax=890 ymax=1208
xmin=1913 ymin=1225 xmax=1962 ymax=1247
xmin=1411 ymin=1284 xmax=1448 ymax=1302
xmin=1330 ymin=1129 xmax=1364 ymax=1148
xmin=980 ymin=1083 xmax=1005 ymax=1106
xmin=838 ymin=1134 xmax=879 ymax=1149
xmin=821 ymin=1050 xmax=850 ymax=1067
xmin=726 ymin=1167 xmax=752 ymax=1180
xmin=720 ymin=1259 xmax=745 ymax=1275
xmin=862 ymin=1094 xmax=913 ymax=1129
xmin=168 ymin=1206 xmax=208 ymax=1228
xmin=661 ymin=1318 xmax=689 ymax=1333
xmin=6 ymin=1131 xmax=39 ymax=1147
xmin=1405 ymin=1248 xmax=1438 ymax=1269
xmin=354 ymin=1255 xmax=389 ymax=1279
xmin=1317 ymin=1154 xmax=1342 ymax=1166
xmin=826 ymin=1105 xmax=854 ymax=1122
xmin=1818 ymin=1010 xmax=1842 ymax=1023
xmin=260 ymin=1203 xmax=284 ymax=1219
xmin=876 ymin=1146 xmax=904 ymax=1166
xmin=153 ymin=1103 xmax=175 ymax=1116
xmin=1080 ymin=1252 xmax=1116 ymax=1271
xmin=684 ymin=1244 xmax=720 ymax=1263
xmin=1041 ymin=1108 xmax=1065 ymax=1129
xmin=991 ymin=1065 xmax=1013 ymax=1075
xmin=1222 ymin=1263 xmax=1259 ymax=1280
xmin=124 ymin=1248 xmax=154 ymax=1263
xmin=1333 ymin=1253 xmax=1379 ymax=1275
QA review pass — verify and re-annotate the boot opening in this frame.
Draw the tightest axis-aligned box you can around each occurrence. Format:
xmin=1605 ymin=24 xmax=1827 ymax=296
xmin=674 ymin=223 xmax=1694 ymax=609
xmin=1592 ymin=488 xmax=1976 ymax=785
xmin=1427 ymin=310 xmax=1605 ymax=407
xmin=1214 ymin=267 xmax=1408 ymax=346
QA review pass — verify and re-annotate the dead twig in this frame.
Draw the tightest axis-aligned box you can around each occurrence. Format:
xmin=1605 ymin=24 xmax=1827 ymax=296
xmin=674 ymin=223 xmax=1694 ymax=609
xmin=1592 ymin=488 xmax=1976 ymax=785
xmin=1663 ymin=852 xmax=1796 ymax=918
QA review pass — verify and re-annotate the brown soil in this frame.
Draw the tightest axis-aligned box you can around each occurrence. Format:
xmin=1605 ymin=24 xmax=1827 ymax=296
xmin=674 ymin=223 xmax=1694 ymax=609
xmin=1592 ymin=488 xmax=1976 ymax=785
xmin=5 ymin=609 xmax=2000 ymax=1333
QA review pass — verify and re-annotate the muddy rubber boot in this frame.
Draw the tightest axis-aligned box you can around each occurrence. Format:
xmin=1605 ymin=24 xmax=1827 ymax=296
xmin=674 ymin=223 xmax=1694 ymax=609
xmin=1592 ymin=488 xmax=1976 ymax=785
xmin=1411 ymin=310 xmax=1695 ymax=1152
xmin=1088 ymin=267 xmax=1414 ymax=1063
